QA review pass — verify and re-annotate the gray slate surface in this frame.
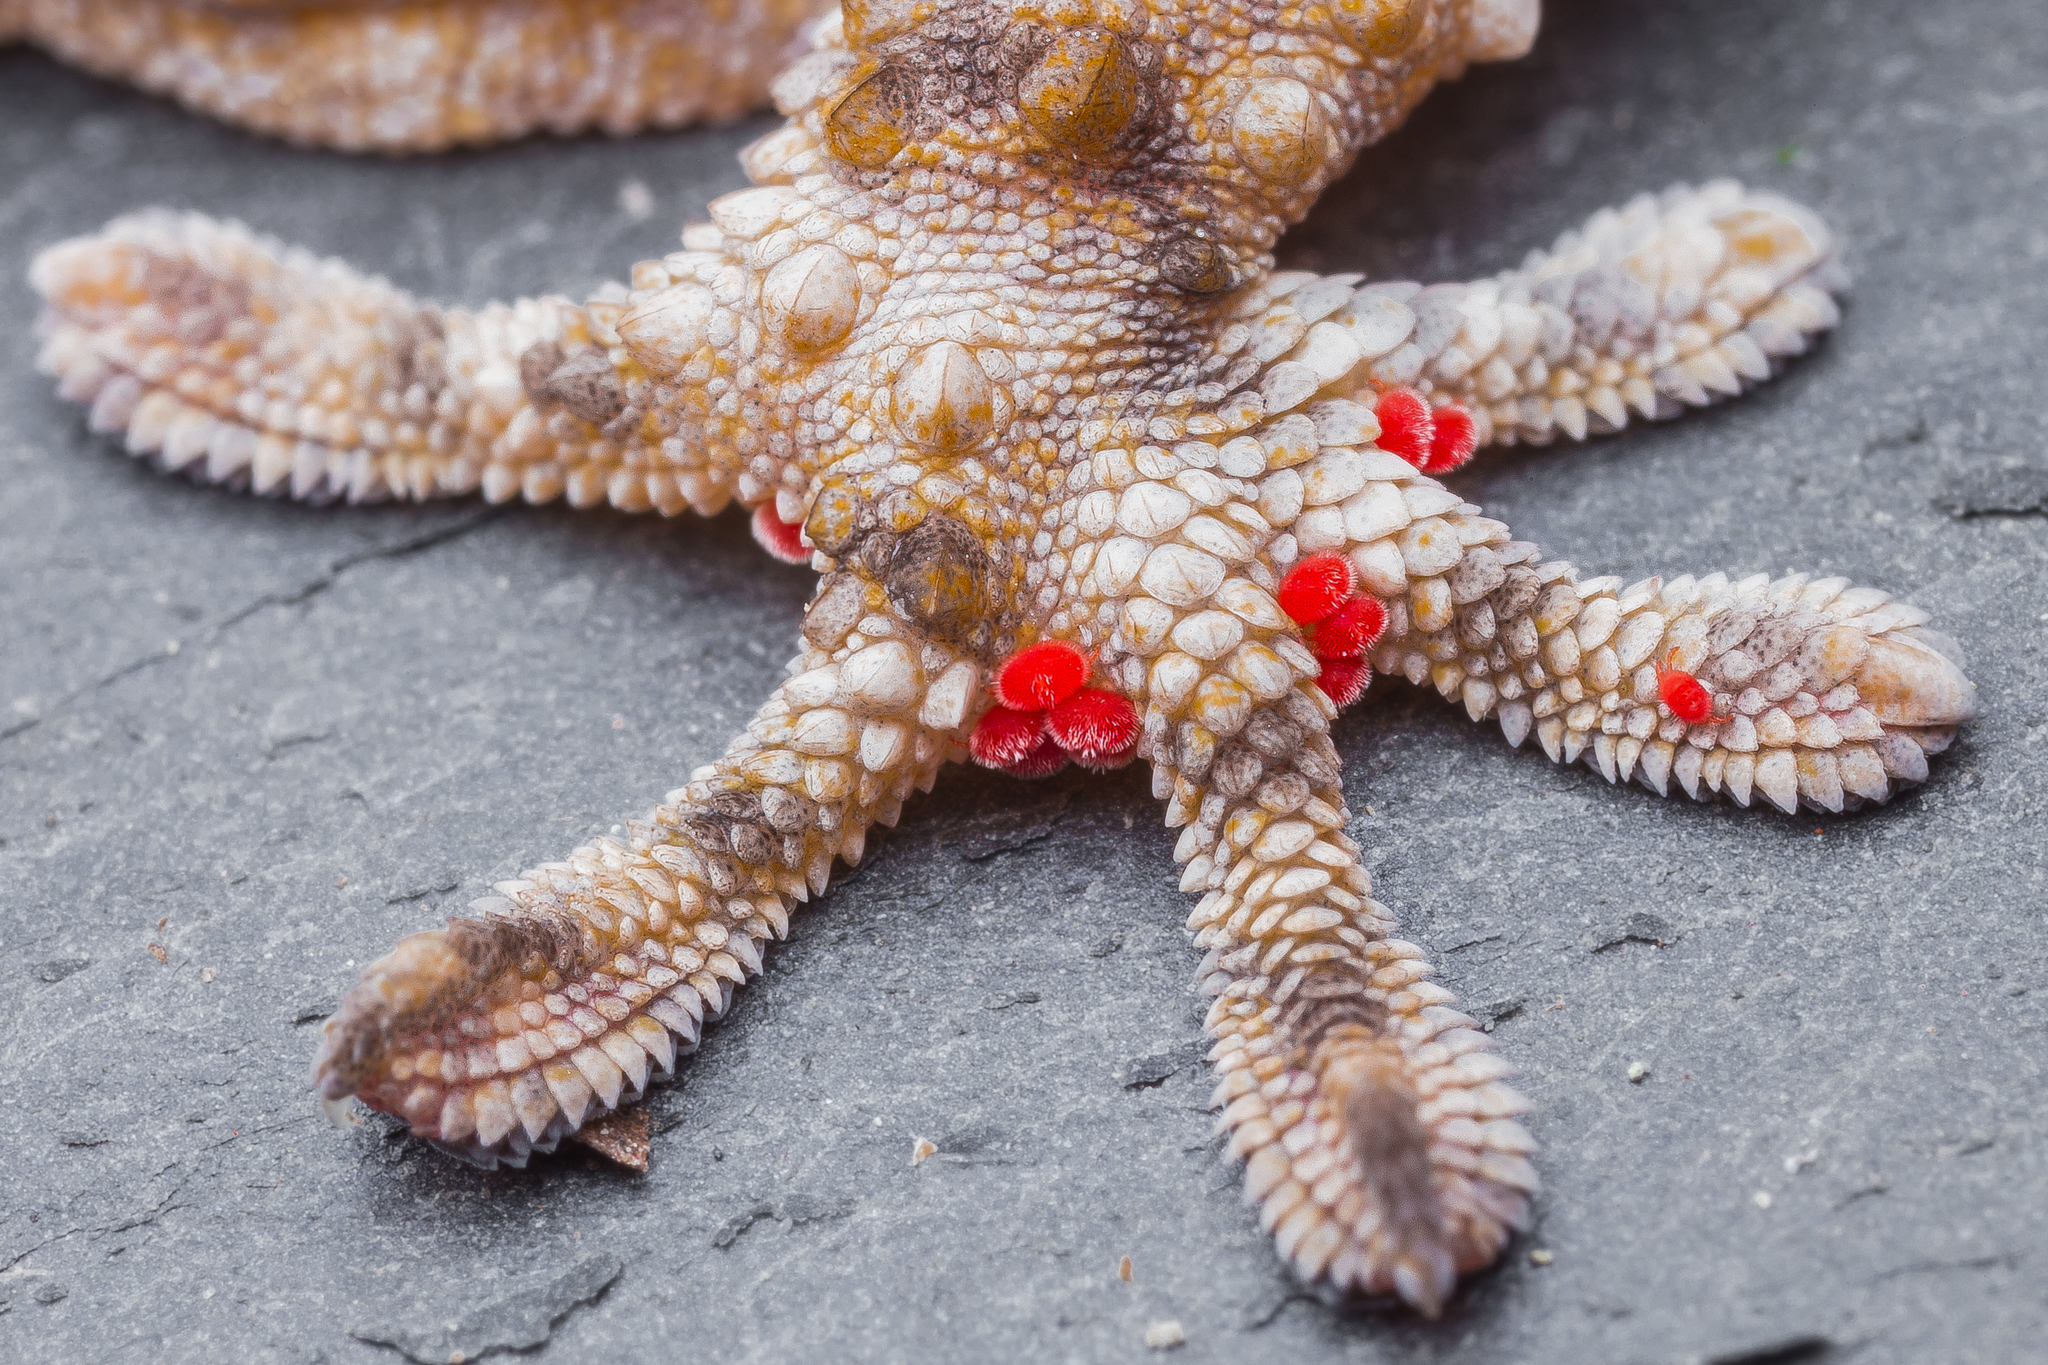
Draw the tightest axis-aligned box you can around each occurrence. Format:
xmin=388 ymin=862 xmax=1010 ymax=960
xmin=2 ymin=1 xmax=2044 ymax=1361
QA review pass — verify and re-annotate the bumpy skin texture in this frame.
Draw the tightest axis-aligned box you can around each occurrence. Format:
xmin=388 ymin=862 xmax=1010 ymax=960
xmin=27 ymin=0 xmax=1982 ymax=1318
xmin=2 ymin=0 xmax=830 ymax=151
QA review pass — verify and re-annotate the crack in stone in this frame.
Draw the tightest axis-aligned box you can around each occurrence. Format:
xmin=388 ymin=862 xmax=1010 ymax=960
xmin=385 ymin=877 xmax=462 ymax=905
xmin=350 ymin=1253 xmax=623 ymax=1364
xmin=3 ymin=1171 xmax=194 ymax=1273
xmin=1591 ymin=911 xmax=1683 ymax=953
xmin=1701 ymin=1335 xmax=1836 ymax=1365
xmin=711 ymin=1195 xmax=857 ymax=1249
xmin=1118 ymin=1039 xmax=1204 ymax=1089
xmin=1871 ymin=1252 xmax=2021 ymax=1282
xmin=0 ymin=510 xmax=498 ymax=747
xmin=1934 ymin=465 xmax=2048 ymax=518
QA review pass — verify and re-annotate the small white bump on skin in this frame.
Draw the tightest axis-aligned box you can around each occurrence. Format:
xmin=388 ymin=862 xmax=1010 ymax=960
xmin=1231 ymin=77 xmax=1327 ymax=185
xmin=1401 ymin=519 xmax=1465 ymax=578
xmin=708 ymin=184 xmax=801 ymax=240
xmin=1141 ymin=544 xmax=1228 ymax=609
xmin=1118 ymin=482 xmax=1196 ymax=539
xmin=918 ymin=662 xmax=979 ymax=732
xmin=891 ymin=341 xmax=997 ymax=452
xmin=1172 ymin=610 xmax=1247 ymax=662
xmin=1342 ymin=481 xmax=1411 ymax=543
xmin=761 ymin=245 xmax=862 ymax=352
xmin=1121 ymin=598 xmax=1180 ymax=656
xmin=838 ymin=640 xmax=922 ymax=712
xmin=618 ymin=283 xmax=717 ymax=372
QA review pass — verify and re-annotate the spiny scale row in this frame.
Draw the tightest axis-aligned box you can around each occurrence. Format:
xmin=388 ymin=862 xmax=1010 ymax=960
xmin=30 ymin=212 xmax=745 ymax=516
xmin=320 ymin=627 xmax=973 ymax=1167
xmin=1166 ymin=703 xmax=1535 ymax=1308
xmin=1370 ymin=554 xmax=1972 ymax=815
xmin=11 ymin=0 xmax=826 ymax=152
xmin=1348 ymin=181 xmax=1845 ymax=447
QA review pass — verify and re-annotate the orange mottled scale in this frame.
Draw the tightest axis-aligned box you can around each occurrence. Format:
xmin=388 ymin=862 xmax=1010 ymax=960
xmin=9 ymin=0 xmax=830 ymax=151
xmin=26 ymin=0 xmax=1984 ymax=1320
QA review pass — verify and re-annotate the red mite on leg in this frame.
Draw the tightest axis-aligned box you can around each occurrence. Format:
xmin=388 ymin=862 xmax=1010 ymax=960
xmin=1374 ymin=390 xmax=1435 ymax=467
xmin=1277 ymin=556 xmax=1388 ymax=713
xmin=1276 ymin=553 xmax=1355 ymax=624
xmin=969 ymin=704 xmax=1051 ymax=770
xmin=1372 ymin=388 xmax=1478 ymax=476
xmin=1006 ymin=732 xmax=1074 ymax=779
xmin=1047 ymin=687 xmax=1142 ymax=768
xmin=1655 ymin=648 xmax=1717 ymax=724
xmin=750 ymin=503 xmax=810 ymax=565
xmin=1423 ymin=404 xmax=1477 ymax=474
xmin=994 ymin=640 xmax=1091 ymax=711
xmin=1315 ymin=656 xmax=1372 ymax=708
xmin=972 ymin=640 xmax=1140 ymax=776
xmin=1315 ymin=596 xmax=1388 ymax=661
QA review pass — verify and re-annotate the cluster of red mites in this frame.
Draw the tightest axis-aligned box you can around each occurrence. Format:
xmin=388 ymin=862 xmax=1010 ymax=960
xmin=752 ymin=504 xmax=810 ymax=565
xmin=1278 ymin=554 xmax=1387 ymax=710
xmin=1374 ymin=389 xmax=1478 ymax=475
xmin=970 ymin=642 xmax=1141 ymax=777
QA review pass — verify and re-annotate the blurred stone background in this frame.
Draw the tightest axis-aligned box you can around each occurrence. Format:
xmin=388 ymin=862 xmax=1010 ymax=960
xmin=1 ymin=0 xmax=2042 ymax=1361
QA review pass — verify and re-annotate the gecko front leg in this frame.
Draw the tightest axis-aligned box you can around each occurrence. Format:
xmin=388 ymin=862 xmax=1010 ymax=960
xmin=1226 ymin=181 xmax=1845 ymax=478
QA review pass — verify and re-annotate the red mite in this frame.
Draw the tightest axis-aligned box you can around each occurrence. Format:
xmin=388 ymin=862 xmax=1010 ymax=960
xmin=750 ymin=504 xmax=809 ymax=565
xmin=1373 ymin=389 xmax=1434 ymax=468
xmin=968 ymin=705 xmax=1048 ymax=769
xmin=994 ymin=640 xmax=1091 ymax=711
xmin=1277 ymin=555 xmax=1386 ymax=713
xmin=1425 ymin=403 xmax=1477 ymax=474
xmin=1276 ymin=553 xmax=1355 ymax=624
xmin=1372 ymin=389 xmax=1479 ymax=476
xmin=1004 ymin=732 xmax=1073 ymax=779
xmin=977 ymin=555 xmax=1393 ymax=774
xmin=1315 ymin=656 xmax=1372 ymax=708
xmin=1314 ymin=596 xmax=1388 ymax=660
xmin=1655 ymin=648 xmax=1716 ymax=724
xmin=972 ymin=641 xmax=1139 ymax=777
xmin=1046 ymin=687 xmax=1141 ymax=768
